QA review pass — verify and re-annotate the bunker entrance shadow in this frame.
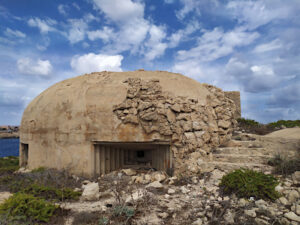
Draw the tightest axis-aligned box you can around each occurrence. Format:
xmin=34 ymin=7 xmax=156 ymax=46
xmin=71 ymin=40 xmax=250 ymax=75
xmin=93 ymin=141 xmax=172 ymax=176
xmin=20 ymin=143 xmax=29 ymax=167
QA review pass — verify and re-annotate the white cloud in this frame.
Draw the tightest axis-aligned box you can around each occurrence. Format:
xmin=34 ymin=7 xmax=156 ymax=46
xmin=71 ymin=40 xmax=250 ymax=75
xmin=70 ymin=53 xmax=123 ymax=74
xmin=4 ymin=28 xmax=26 ymax=38
xmin=87 ymin=26 xmax=114 ymax=42
xmin=66 ymin=14 xmax=99 ymax=44
xmin=115 ymin=19 xmax=150 ymax=54
xmin=90 ymin=0 xmax=150 ymax=55
xmin=176 ymin=0 xmax=201 ymax=20
xmin=168 ymin=21 xmax=200 ymax=48
xmin=144 ymin=25 xmax=167 ymax=61
xmin=253 ymin=39 xmax=282 ymax=53
xmin=67 ymin=19 xmax=87 ymax=44
xmin=226 ymin=0 xmax=293 ymax=30
xmin=36 ymin=37 xmax=50 ymax=51
xmin=17 ymin=58 xmax=52 ymax=76
xmin=58 ymin=4 xmax=68 ymax=16
xmin=176 ymin=0 xmax=219 ymax=20
xmin=251 ymin=65 xmax=274 ymax=75
xmin=90 ymin=0 xmax=170 ymax=61
xmin=72 ymin=3 xmax=80 ymax=10
xmin=225 ymin=58 xmax=281 ymax=93
xmin=0 ymin=5 xmax=21 ymax=21
xmin=28 ymin=17 xmax=57 ymax=34
xmin=177 ymin=27 xmax=259 ymax=62
xmin=92 ymin=0 xmax=144 ymax=23
xmin=84 ymin=13 xmax=99 ymax=22
xmin=93 ymin=19 xmax=150 ymax=57
xmin=172 ymin=60 xmax=207 ymax=80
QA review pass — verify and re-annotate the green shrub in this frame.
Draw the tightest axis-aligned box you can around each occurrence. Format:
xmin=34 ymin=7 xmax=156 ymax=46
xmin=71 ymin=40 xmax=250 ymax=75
xmin=267 ymin=120 xmax=300 ymax=128
xmin=7 ymin=177 xmax=34 ymax=194
xmin=0 ymin=193 xmax=58 ymax=223
xmin=21 ymin=183 xmax=81 ymax=201
xmin=268 ymin=154 xmax=300 ymax=175
xmin=0 ymin=156 xmax=19 ymax=173
xmin=237 ymin=118 xmax=260 ymax=126
xmin=219 ymin=169 xmax=280 ymax=201
xmin=113 ymin=205 xmax=135 ymax=220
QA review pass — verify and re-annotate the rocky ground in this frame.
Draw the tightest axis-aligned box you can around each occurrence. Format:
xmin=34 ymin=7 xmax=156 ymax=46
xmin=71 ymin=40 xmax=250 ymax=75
xmin=0 ymin=129 xmax=299 ymax=225
xmin=62 ymin=131 xmax=300 ymax=225
xmin=62 ymin=168 xmax=299 ymax=225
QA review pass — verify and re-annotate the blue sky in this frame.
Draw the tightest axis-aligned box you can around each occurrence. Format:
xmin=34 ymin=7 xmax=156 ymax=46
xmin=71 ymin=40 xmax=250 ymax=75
xmin=0 ymin=0 xmax=299 ymax=125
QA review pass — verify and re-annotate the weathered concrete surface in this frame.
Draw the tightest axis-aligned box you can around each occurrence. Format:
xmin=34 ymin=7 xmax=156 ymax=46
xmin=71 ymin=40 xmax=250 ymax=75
xmin=225 ymin=91 xmax=241 ymax=119
xmin=20 ymin=70 xmax=238 ymax=177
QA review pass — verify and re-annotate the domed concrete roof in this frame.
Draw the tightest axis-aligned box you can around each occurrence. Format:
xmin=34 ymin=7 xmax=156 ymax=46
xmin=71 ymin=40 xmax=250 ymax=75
xmin=20 ymin=70 xmax=210 ymax=142
xmin=19 ymin=70 xmax=238 ymax=177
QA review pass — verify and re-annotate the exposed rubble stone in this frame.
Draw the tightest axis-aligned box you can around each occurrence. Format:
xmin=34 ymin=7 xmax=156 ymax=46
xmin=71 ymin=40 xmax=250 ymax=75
xmin=81 ymin=182 xmax=100 ymax=201
xmin=0 ymin=192 xmax=13 ymax=205
xmin=113 ymin=78 xmax=237 ymax=175
xmin=284 ymin=212 xmax=300 ymax=222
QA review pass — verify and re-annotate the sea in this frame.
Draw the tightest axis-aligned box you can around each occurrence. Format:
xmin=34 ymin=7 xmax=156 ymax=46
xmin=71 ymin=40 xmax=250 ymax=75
xmin=0 ymin=138 xmax=19 ymax=157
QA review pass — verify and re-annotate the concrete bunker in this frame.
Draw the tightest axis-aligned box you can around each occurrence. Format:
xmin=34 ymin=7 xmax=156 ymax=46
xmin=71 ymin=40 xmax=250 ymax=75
xmin=19 ymin=70 xmax=239 ymax=177
xmin=93 ymin=142 xmax=171 ymax=176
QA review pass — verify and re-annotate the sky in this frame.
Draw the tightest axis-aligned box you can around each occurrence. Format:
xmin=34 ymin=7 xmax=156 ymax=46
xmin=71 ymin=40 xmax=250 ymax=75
xmin=0 ymin=0 xmax=300 ymax=125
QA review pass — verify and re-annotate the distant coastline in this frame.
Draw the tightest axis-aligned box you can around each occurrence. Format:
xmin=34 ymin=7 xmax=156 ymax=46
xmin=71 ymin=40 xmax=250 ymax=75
xmin=0 ymin=132 xmax=19 ymax=139
xmin=0 ymin=126 xmax=19 ymax=139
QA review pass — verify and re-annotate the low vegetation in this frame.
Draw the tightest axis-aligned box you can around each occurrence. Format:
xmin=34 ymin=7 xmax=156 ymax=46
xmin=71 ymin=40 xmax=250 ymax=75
xmin=237 ymin=118 xmax=260 ymax=126
xmin=267 ymin=120 xmax=300 ymax=129
xmin=237 ymin=118 xmax=300 ymax=135
xmin=268 ymin=154 xmax=300 ymax=175
xmin=0 ymin=193 xmax=58 ymax=223
xmin=237 ymin=118 xmax=272 ymax=135
xmin=0 ymin=156 xmax=83 ymax=224
xmin=113 ymin=205 xmax=135 ymax=223
xmin=0 ymin=156 xmax=19 ymax=173
xmin=21 ymin=183 xmax=81 ymax=201
xmin=219 ymin=169 xmax=280 ymax=201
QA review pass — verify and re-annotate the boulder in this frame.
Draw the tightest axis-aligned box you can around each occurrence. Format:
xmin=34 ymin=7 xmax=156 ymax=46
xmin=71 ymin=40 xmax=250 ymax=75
xmin=284 ymin=212 xmax=300 ymax=222
xmin=122 ymin=168 xmax=137 ymax=176
xmin=275 ymin=185 xmax=284 ymax=194
xmin=168 ymin=188 xmax=176 ymax=194
xmin=287 ymin=190 xmax=299 ymax=203
xmin=81 ymin=182 xmax=99 ymax=201
xmin=278 ymin=197 xmax=289 ymax=206
xmin=244 ymin=209 xmax=256 ymax=218
xmin=152 ymin=172 xmax=167 ymax=182
xmin=146 ymin=181 xmax=163 ymax=189
xmin=291 ymin=203 xmax=300 ymax=215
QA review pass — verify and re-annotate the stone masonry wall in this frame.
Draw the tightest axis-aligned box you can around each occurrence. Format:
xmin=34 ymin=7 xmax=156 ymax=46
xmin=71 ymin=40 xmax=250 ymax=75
xmin=113 ymin=78 xmax=237 ymax=175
